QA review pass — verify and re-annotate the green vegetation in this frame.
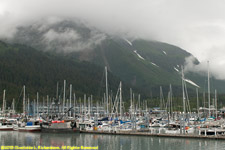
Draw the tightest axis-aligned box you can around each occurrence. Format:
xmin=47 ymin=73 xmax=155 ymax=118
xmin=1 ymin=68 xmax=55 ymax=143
xmin=1 ymin=35 xmax=225 ymax=112
xmin=69 ymin=38 xmax=207 ymax=97
xmin=0 ymin=41 xmax=128 ymax=111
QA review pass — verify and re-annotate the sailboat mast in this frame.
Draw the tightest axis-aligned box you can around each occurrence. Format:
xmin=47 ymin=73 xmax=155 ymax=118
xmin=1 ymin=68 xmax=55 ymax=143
xmin=37 ymin=92 xmax=39 ymax=118
xmin=160 ymin=86 xmax=162 ymax=110
xmin=119 ymin=81 xmax=122 ymax=119
xmin=91 ymin=95 xmax=93 ymax=117
xmin=2 ymin=90 xmax=6 ymax=114
xmin=28 ymin=97 xmax=30 ymax=116
xmin=207 ymin=61 xmax=211 ymax=117
xmin=12 ymin=98 xmax=15 ymax=115
xmin=130 ymin=88 xmax=132 ymax=113
xmin=215 ymin=89 xmax=217 ymax=118
xmin=88 ymin=97 xmax=90 ymax=118
xmin=46 ymin=95 xmax=48 ymax=116
xmin=23 ymin=86 xmax=26 ymax=115
xmin=133 ymin=93 xmax=135 ymax=111
xmin=63 ymin=80 xmax=66 ymax=115
xmin=73 ymin=93 xmax=76 ymax=118
xmin=56 ymin=82 xmax=59 ymax=100
xmin=170 ymin=84 xmax=173 ymax=115
xmin=84 ymin=94 xmax=86 ymax=116
xmin=181 ymin=66 xmax=186 ymax=114
xmin=196 ymin=88 xmax=199 ymax=118
xmin=69 ymin=84 xmax=72 ymax=117
xmin=138 ymin=94 xmax=140 ymax=115
xmin=33 ymin=99 xmax=36 ymax=117
xmin=105 ymin=66 xmax=109 ymax=116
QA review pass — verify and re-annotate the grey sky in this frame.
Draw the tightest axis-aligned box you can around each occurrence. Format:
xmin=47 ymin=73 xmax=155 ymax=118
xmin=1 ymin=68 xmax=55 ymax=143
xmin=1 ymin=0 xmax=225 ymax=79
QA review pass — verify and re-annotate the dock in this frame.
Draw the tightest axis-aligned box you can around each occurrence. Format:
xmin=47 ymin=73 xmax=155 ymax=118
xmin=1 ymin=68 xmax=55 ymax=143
xmin=80 ymin=130 xmax=225 ymax=140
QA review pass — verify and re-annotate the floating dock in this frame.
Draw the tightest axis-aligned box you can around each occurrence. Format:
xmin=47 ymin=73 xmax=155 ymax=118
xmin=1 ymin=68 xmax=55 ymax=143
xmin=80 ymin=130 xmax=225 ymax=140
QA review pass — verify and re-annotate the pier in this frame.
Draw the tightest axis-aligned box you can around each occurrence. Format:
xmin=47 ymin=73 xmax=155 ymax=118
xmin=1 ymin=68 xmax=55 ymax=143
xmin=80 ymin=130 xmax=225 ymax=140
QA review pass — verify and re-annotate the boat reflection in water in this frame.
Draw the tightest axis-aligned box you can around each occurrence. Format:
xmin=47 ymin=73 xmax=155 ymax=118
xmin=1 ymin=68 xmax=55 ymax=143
xmin=0 ymin=131 xmax=223 ymax=150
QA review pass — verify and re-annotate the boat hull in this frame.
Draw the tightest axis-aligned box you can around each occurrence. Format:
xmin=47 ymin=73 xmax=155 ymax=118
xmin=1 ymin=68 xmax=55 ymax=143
xmin=18 ymin=126 xmax=41 ymax=132
xmin=41 ymin=126 xmax=80 ymax=133
xmin=0 ymin=127 xmax=13 ymax=131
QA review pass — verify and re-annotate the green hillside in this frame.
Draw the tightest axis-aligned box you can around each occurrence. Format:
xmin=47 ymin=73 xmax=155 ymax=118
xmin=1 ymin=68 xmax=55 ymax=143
xmin=68 ymin=38 xmax=194 ymax=96
xmin=0 ymin=41 xmax=127 ymax=111
xmin=6 ymin=20 xmax=225 ymax=95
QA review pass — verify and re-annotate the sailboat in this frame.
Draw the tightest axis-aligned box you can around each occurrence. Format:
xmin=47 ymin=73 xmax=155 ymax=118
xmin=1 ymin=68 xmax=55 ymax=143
xmin=0 ymin=90 xmax=17 ymax=131
xmin=0 ymin=119 xmax=16 ymax=131
xmin=13 ymin=86 xmax=42 ymax=132
xmin=16 ymin=119 xmax=41 ymax=132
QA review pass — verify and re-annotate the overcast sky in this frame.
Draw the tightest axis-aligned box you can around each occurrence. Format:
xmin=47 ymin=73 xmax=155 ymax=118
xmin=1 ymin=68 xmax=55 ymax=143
xmin=1 ymin=0 xmax=225 ymax=79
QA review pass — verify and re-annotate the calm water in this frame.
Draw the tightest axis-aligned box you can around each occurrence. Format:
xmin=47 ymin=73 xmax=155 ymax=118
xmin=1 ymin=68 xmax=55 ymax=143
xmin=0 ymin=131 xmax=225 ymax=150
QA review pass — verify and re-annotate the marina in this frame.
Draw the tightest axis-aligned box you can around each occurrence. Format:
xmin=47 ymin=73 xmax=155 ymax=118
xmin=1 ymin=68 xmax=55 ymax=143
xmin=1 ymin=1 xmax=225 ymax=150
xmin=1 ymin=66 xmax=225 ymax=142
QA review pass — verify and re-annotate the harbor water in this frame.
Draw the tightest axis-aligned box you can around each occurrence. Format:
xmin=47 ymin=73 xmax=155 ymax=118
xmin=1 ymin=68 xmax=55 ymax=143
xmin=0 ymin=131 xmax=225 ymax=150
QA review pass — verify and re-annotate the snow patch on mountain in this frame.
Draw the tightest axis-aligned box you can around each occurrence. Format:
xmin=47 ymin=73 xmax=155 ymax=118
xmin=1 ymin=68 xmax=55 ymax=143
xmin=124 ymin=38 xmax=132 ymax=46
xmin=184 ymin=79 xmax=200 ymax=88
xmin=134 ymin=50 xmax=145 ymax=60
xmin=174 ymin=67 xmax=179 ymax=72
xmin=151 ymin=62 xmax=159 ymax=67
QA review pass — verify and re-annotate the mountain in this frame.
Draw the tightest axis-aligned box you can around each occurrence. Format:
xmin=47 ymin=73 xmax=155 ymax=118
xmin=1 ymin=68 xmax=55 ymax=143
xmin=68 ymin=37 xmax=197 ymax=96
xmin=0 ymin=41 xmax=129 ymax=111
xmin=2 ymin=19 xmax=225 ymax=101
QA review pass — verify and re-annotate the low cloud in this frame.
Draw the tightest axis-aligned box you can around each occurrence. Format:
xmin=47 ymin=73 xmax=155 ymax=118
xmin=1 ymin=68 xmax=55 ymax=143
xmin=6 ymin=18 xmax=106 ymax=52
xmin=184 ymin=55 xmax=225 ymax=80
xmin=184 ymin=56 xmax=207 ymax=75
xmin=42 ymin=28 xmax=106 ymax=52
